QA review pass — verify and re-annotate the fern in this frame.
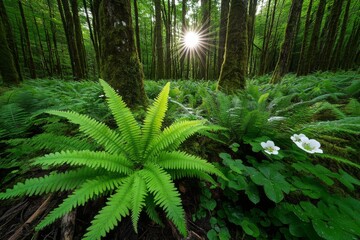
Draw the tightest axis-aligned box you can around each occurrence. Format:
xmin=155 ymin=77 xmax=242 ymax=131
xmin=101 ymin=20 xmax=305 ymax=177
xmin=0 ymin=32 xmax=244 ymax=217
xmin=0 ymin=81 xmax=224 ymax=239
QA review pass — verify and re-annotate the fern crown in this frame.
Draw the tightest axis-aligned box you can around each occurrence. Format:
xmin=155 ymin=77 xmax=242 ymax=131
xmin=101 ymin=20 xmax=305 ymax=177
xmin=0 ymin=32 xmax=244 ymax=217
xmin=0 ymin=80 xmax=224 ymax=240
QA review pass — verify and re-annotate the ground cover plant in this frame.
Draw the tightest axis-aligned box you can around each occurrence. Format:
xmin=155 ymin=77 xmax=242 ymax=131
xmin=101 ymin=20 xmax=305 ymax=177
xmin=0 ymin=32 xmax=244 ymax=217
xmin=0 ymin=71 xmax=359 ymax=239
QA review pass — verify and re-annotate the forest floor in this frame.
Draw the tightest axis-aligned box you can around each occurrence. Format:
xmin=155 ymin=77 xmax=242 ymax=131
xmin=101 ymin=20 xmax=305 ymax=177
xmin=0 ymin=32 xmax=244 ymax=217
xmin=0 ymin=71 xmax=359 ymax=240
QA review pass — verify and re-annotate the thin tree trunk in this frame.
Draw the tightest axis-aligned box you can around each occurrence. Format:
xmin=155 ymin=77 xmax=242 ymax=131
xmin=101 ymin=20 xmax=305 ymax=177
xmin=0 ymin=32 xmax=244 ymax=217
xmin=330 ymin=0 xmax=351 ymax=70
xmin=134 ymin=0 xmax=142 ymax=62
xmin=318 ymin=0 xmax=344 ymax=70
xmin=47 ymin=0 xmax=62 ymax=77
xmin=271 ymin=0 xmax=303 ymax=84
xmin=180 ymin=0 xmax=187 ymax=79
xmin=296 ymin=0 xmax=313 ymax=75
xmin=163 ymin=0 xmax=172 ymax=79
xmin=217 ymin=0 xmax=230 ymax=77
xmin=154 ymin=0 xmax=164 ymax=80
xmin=247 ymin=0 xmax=257 ymax=76
xmin=18 ymin=0 xmax=36 ymax=79
xmin=200 ymin=0 xmax=210 ymax=79
xmin=342 ymin=19 xmax=360 ymax=69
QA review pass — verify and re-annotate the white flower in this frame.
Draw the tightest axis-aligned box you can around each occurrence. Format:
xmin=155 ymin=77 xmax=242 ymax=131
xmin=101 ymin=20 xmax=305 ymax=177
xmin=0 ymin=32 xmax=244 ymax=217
xmin=261 ymin=140 xmax=280 ymax=155
xmin=291 ymin=133 xmax=307 ymax=144
xmin=296 ymin=137 xmax=323 ymax=154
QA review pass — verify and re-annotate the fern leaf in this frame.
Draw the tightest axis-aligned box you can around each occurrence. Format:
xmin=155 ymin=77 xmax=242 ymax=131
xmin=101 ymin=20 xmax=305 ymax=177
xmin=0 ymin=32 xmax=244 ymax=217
xmin=36 ymin=175 xmax=124 ymax=230
xmin=83 ymin=175 xmax=134 ymax=240
xmin=167 ymin=169 xmax=216 ymax=185
xmin=141 ymin=82 xmax=170 ymax=154
xmin=146 ymin=120 xmax=206 ymax=157
xmin=99 ymin=79 xmax=142 ymax=158
xmin=0 ymin=168 xmax=98 ymax=199
xmin=141 ymin=163 xmax=187 ymax=236
xmin=157 ymin=151 xmax=226 ymax=179
xmin=46 ymin=110 xmax=127 ymax=155
xmin=144 ymin=195 xmax=164 ymax=226
xmin=131 ymin=173 xmax=148 ymax=233
xmin=33 ymin=150 xmax=133 ymax=174
xmin=29 ymin=133 xmax=94 ymax=151
xmin=318 ymin=154 xmax=360 ymax=170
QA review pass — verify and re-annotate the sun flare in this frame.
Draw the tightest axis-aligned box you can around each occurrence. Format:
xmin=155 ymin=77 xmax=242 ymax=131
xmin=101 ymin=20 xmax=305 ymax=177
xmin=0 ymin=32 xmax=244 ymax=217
xmin=183 ymin=31 xmax=200 ymax=49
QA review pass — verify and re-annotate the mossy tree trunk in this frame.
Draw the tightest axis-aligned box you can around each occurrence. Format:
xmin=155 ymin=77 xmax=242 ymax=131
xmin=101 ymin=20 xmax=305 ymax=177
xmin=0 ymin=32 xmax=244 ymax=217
xmin=0 ymin=19 xmax=19 ymax=85
xmin=154 ymin=0 xmax=164 ymax=80
xmin=304 ymin=0 xmax=326 ymax=74
xmin=0 ymin=1 xmax=22 ymax=82
xmin=133 ymin=0 xmax=142 ymax=62
xmin=296 ymin=0 xmax=313 ymax=76
xmin=18 ymin=0 xmax=36 ymax=79
xmin=217 ymin=0 xmax=229 ymax=77
xmin=270 ymin=0 xmax=303 ymax=84
xmin=96 ymin=0 xmax=147 ymax=107
xmin=217 ymin=0 xmax=248 ymax=93
xmin=330 ymin=0 xmax=351 ymax=70
xmin=318 ymin=0 xmax=344 ymax=70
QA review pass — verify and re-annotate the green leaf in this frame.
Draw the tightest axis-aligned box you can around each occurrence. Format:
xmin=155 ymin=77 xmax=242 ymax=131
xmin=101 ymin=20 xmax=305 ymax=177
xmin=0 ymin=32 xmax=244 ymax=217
xmin=241 ymin=219 xmax=260 ymax=237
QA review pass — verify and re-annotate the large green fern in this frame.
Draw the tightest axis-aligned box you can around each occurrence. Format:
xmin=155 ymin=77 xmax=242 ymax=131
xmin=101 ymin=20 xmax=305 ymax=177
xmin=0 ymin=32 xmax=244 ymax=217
xmin=0 ymin=80 xmax=225 ymax=239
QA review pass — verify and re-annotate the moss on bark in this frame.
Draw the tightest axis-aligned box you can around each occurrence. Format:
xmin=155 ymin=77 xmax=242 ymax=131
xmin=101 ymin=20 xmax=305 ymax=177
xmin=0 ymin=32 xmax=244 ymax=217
xmin=217 ymin=0 xmax=248 ymax=93
xmin=0 ymin=19 xmax=19 ymax=86
xmin=98 ymin=0 xmax=147 ymax=108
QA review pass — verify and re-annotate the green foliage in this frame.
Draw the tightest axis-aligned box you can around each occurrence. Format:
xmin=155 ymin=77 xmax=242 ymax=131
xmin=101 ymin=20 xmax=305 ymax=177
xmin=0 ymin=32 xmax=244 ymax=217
xmin=0 ymin=80 xmax=224 ymax=239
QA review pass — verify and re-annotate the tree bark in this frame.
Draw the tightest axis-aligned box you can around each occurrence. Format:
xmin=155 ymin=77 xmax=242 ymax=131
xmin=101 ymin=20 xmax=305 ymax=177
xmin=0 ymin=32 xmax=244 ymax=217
xmin=154 ymin=0 xmax=164 ymax=80
xmin=134 ymin=0 xmax=142 ymax=62
xmin=330 ymin=0 xmax=351 ymax=70
xmin=296 ymin=0 xmax=313 ymax=75
xmin=0 ymin=19 xmax=19 ymax=85
xmin=217 ymin=0 xmax=248 ymax=93
xmin=304 ymin=0 xmax=326 ymax=74
xmin=47 ymin=0 xmax=62 ymax=77
xmin=18 ymin=0 xmax=36 ymax=79
xmin=217 ymin=0 xmax=230 ymax=77
xmin=318 ymin=0 xmax=344 ymax=70
xmin=247 ymin=0 xmax=257 ymax=76
xmin=163 ymin=0 xmax=172 ymax=79
xmin=96 ymin=0 xmax=147 ymax=107
xmin=270 ymin=0 xmax=303 ymax=84
xmin=0 ymin=1 xmax=22 ymax=81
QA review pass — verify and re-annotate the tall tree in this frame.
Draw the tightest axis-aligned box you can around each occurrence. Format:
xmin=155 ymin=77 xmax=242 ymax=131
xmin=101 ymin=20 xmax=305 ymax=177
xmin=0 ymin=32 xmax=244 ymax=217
xmin=247 ymin=0 xmax=257 ymax=75
xmin=330 ymin=0 xmax=351 ymax=70
xmin=47 ymin=0 xmax=62 ymax=77
xmin=318 ymin=0 xmax=344 ymax=70
xmin=133 ymin=0 xmax=141 ymax=62
xmin=304 ymin=0 xmax=326 ymax=74
xmin=217 ymin=0 xmax=248 ymax=92
xmin=95 ymin=0 xmax=147 ymax=107
xmin=154 ymin=0 xmax=164 ymax=80
xmin=0 ymin=1 xmax=22 ymax=81
xmin=180 ymin=0 xmax=187 ymax=79
xmin=200 ymin=0 xmax=210 ymax=79
xmin=270 ymin=0 xmax=303 ymax=84
xmin=0 ymin=19 xmax=19 ymax=85
xmin=163 ymin=0 xmax=172 ymax=79
xmin=18 ymin=0 xmax=36 ymax=79
xmin=217 ymin=0 xmax=230 ymax=76
xmin=296 ymin=0 xmax=313 ymax=75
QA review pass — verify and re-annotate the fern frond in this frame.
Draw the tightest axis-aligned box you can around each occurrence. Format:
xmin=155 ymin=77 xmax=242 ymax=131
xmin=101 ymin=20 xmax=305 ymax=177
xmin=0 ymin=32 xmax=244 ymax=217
xmin=141 ymin=82 xmax=170 ymax=153
xmin=167 ymin=169 xmax=216 ymax=185
xmin=144 ymin=195 xmax=164 ymax=226
xmin=36 ymin=175 xmax=124 ymax=230
xmin=157 ymin=151 xmax=226 ymax=179
xmin=0 ymin=168 xmax=98 ymax=199
xmin=83 ymin=175 xmax=134 ymax=240
xmin=131 ymin=173 xmax=148 ymax=232
xmin=146 ymin=120 xmax=206 ymax=157
xmin=46 ymin=110 xmax=127 ymax=155
xmin=99 ymin=79 xmax=142 ymax=158
xmin=318 ymin=154 xmax=360 ymax=170
xmin=141 ymin=163 xmax=187 ymax=236
xmin=29 ymin=133 xmax=94 ymax=151
xmin=33 ymin=150 xmax=133 ymax=174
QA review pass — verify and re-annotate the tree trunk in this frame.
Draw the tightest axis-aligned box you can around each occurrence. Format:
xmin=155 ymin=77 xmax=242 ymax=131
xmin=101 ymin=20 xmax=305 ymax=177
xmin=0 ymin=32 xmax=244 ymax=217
xmin=154 ymin=0 xmax=164 ymax=80
xmin=47 ymin=0 xmax=62 ymax=77
xmin=330 ymin=0 xmax=351 ymax=70
xmin=134 ymin=0 xmax=142 ymax=62
xmin=270 ymin=0 xmax=303 ymax=84
xmin=18 ymin=0 xmax=36 ymax=79
xmin=163 ymin=0 xmax=172 ymax=79
xmin=217 ymin=0 xmax=230 ymax=77
xmin=318 ymin=0 xmax=344 ymax=70
xmin=304 ymin=0 xmax=326 ymax=74
xmin=96 ymin=0 xmax=147 ymax=107
xmin=342 ymin=20 xmax=360 ymax=69
xmin=199 ymin=0 xmax=210 ymax=80
xmin=217 ymin=0 xmax=248 ymax=93
xmin=247 ymin=0 xmax=257 ymax=76
xmin=0 ymin=19 xmax=19 ymax=85
xmin=0 ymin=1 xmax=22 ymax=81
xmin=296 ymin=0 xmax=313 ymax=75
